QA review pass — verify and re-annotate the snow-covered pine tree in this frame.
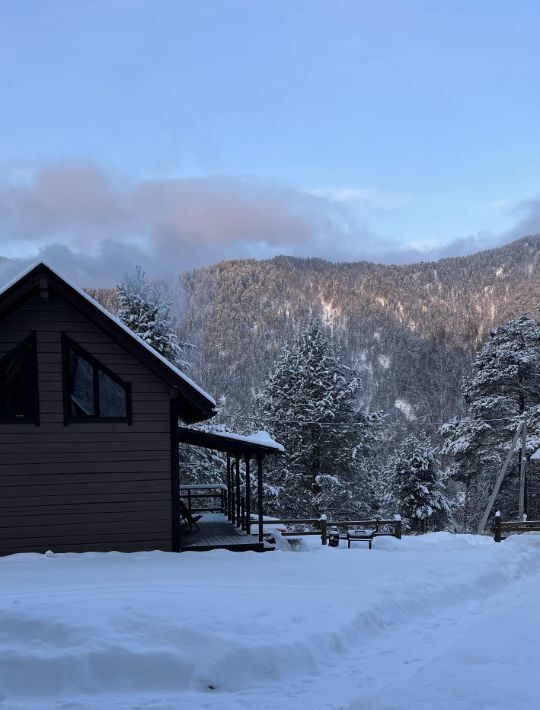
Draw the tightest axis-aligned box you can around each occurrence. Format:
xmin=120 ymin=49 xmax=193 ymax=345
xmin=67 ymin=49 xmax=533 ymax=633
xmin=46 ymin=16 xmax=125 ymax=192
xmin=389 ymin=434 xmax=451 ymax=533
xmin=117 ymin=268 xmax=225 ymax=487
xmin=258 ymin=320 xmax=381 ymax=518
xmin=441 ymin=314 xmax=540 ymax=528
xmin=116 ymin=266 xmax=191 ymax=370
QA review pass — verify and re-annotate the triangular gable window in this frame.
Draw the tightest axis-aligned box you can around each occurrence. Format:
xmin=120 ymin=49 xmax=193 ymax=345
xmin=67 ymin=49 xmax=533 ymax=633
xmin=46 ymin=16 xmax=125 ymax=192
xmin=0 ymin=333 xmax=39 ymax=423
xmin=62 ymin=334 xmax=132 ymax=423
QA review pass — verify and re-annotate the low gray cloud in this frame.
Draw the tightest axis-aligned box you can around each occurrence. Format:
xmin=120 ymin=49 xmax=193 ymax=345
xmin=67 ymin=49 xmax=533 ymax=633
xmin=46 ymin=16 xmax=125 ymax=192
xmin=366 ymin=194 xmax=540 ymax=265
xmin=0 ymin=160 xmax=538 ymax=287
xmin=0 ymin=161 xmax=370 ymax=285
xmin=505 ymin=196 xmax=540 ymax=241
xmin=386 ymin=234 xmax=504 ymax=264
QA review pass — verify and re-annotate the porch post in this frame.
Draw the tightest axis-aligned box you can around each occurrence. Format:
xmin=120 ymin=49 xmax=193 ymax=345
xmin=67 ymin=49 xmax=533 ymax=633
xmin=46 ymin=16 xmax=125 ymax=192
xmin=235 ymin=454 xmax=241 ymax=527
xmin=226 ymin=454 xmax=232 ymax=521
xmin=257 ymin=454 xmax=264 ymax=546
xmin=245 ymin=454 xmax=251 ymax=535
xmin=169 ymin=398 xmax=181 ymax=552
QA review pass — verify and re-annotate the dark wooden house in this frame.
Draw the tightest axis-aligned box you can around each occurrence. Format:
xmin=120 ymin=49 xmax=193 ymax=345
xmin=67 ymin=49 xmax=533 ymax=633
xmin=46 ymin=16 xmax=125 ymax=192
xmin=0 ymin=262 xmax=279 ymax=555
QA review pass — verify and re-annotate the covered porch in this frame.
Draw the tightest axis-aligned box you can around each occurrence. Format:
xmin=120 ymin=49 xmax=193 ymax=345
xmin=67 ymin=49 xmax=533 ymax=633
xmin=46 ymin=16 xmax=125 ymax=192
xmin=178 ymin=512 xmax=265 ymax=552
xmin=176 ymin=427 xmax=283 ymax=552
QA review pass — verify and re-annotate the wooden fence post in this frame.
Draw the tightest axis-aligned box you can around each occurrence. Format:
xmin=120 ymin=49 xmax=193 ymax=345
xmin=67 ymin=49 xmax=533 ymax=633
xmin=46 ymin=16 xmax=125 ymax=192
xmin=320 ymin=514 xmax=327 ymax=545
xmin=394 ymin=514 xmax=402 ymax=540
xmin=494 ymin=510 xmax=502 ymax=543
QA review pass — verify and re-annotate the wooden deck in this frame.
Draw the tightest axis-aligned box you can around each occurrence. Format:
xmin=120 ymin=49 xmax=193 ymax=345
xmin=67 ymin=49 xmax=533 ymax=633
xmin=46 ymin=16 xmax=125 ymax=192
xmin=180 ymin=513 xmax=264 ymax=552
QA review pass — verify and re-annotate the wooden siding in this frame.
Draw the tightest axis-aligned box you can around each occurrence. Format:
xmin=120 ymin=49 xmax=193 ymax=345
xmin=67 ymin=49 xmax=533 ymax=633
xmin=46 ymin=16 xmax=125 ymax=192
xmin=0 ymin=289 xmax=175 ymax=555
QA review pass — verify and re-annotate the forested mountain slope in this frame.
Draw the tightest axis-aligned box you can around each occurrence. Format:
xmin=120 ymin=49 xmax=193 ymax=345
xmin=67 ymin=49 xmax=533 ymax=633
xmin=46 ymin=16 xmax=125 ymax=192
xmin=177 ymin=236 xmax=540 ymax=430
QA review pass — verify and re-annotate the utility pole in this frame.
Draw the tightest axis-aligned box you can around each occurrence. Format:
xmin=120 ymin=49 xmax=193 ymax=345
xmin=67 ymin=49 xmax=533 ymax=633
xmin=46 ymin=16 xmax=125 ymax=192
xmin=478 ymin=420 xmax=524 ymax=534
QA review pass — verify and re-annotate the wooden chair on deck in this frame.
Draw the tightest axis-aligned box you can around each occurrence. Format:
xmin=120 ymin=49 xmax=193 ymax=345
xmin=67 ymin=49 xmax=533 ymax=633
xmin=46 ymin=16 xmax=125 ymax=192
xmin=179 ymin=500 xmax=203 ymax=532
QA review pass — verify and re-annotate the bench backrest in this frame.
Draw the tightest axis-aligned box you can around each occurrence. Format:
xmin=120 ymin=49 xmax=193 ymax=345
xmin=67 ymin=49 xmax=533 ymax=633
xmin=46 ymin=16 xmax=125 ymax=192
xmin=494 ymin=517 xmax=540 ymax=541
xmin=348 ymin=528 xmax=374 ymax=537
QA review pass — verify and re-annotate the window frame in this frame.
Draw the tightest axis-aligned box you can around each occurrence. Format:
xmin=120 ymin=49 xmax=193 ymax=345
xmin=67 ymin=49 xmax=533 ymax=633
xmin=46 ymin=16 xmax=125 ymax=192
xmin=61 ymin=333 xmax=132 ymax=425
xmin=0 ymin=331 xmax=40 ymax=426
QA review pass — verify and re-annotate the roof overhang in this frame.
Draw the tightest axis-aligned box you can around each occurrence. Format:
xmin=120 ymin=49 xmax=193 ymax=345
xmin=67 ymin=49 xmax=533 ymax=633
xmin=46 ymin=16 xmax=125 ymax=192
xmin=177 ymin=426 xmax=284 ymax=456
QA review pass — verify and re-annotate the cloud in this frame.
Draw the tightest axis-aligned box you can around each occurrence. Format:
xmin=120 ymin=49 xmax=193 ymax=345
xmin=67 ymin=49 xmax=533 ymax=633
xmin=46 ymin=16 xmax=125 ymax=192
xmin=309 ymin=187 xmax=408 ymax=213
xmin=0 ymin=160 xmax=539 ymax=287
xmin=0 ymin=161 xmax=389 ymax=285
xmin=380 ymin=194 xmax=540 ymax=265
xmin=505 ymin=196 xmax=540 ymax=240
xmin=0 ymin=163 xmax=126 ymax=242
xmin=481 ymin=197 xmax=513 ymax=213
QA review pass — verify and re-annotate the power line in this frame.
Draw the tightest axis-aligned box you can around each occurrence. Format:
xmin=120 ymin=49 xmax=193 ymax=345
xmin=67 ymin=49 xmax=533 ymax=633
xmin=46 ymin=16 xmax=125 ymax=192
xmin=212 ymin=413 xmax=524 ymax=426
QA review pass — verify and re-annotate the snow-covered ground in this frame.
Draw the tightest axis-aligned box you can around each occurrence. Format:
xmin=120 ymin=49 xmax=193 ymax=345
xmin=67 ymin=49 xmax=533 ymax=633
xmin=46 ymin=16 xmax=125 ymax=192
xmin=1 ymin=533 xmax=540 ymax=710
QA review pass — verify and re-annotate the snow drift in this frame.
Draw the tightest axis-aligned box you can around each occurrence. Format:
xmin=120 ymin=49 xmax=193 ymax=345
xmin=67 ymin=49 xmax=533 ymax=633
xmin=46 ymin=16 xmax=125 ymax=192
xmin=1 ymin=534 xmax=540 ymax=709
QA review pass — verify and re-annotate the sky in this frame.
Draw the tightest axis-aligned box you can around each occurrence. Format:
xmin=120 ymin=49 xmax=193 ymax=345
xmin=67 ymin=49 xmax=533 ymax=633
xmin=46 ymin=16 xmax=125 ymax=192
xmin=1 ymin=0 xmax=540 ymax=285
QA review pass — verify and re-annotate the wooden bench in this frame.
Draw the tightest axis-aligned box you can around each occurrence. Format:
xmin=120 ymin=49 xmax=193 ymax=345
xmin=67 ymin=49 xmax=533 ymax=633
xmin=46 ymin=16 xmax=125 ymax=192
xmin=344 ymin=517 xmax=402 ymax=549
xmin=347 ymin=528 xmax=375 ymax=549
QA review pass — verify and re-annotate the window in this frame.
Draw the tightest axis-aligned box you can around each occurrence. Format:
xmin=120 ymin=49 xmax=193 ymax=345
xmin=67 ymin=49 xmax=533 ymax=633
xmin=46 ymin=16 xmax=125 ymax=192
xmin=70 ymin=350 xmax=94 ymax=416
xmin=0 ymin=333 xmax=38 ymax=423
xmin=98 ymin=370 xmax=128 ymax=417
xmin=63 ymin=335 xmax=131 ymax=423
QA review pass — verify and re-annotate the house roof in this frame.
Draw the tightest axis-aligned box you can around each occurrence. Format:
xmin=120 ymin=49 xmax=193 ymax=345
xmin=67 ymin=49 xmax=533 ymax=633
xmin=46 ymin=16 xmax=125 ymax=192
xmin=0 ymin=261 xmax=217 ymax=423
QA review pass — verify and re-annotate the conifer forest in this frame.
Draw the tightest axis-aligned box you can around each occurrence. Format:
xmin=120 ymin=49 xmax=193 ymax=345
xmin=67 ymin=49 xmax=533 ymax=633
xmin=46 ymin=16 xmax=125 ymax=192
xmin=91 ymin=235 xmax=540 ymax=531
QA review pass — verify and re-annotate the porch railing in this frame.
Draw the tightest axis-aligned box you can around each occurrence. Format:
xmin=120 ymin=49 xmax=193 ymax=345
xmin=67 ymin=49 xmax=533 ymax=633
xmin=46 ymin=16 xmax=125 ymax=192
xmin=179 ymin=487 xmax=402 ymax=545
xmin=180 ymin=485 xmax=228 ymax=515
xmin=180 ymin=485 xmax=252 ymax=532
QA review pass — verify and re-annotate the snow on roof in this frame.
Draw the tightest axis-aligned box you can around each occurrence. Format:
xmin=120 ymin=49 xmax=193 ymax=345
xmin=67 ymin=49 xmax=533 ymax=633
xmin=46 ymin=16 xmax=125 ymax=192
xmin=0 ymin=260 xmax=43 ymax=299
xmin=209 ymin=429 xmax=285 ymax=452
xmin=0 ymin=260 xmax=217 ymax=409
xmin=532 ymin=448 xmax=540 ymax=461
